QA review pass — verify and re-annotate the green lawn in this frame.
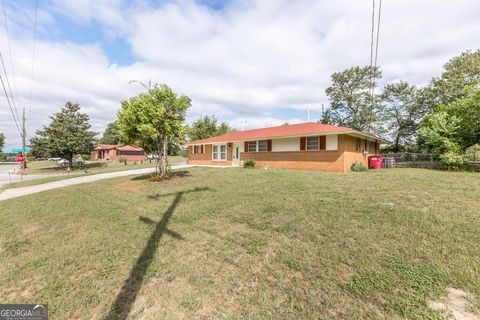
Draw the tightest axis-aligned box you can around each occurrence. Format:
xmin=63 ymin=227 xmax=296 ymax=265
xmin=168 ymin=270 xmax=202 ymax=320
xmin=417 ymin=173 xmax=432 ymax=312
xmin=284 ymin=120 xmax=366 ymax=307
xmin=0 ymin=157 xmax=187 ymax=192
xmin=21 ymin=156 xmax=186 ymax=175
xmin=0 ymin=168 xmax=479 ymax=319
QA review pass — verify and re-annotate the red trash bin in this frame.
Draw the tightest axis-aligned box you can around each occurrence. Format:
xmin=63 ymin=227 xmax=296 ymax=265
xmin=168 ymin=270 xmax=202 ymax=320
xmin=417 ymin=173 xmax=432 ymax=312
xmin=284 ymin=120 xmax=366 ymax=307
xmin=368 ymin=156 xmax=383 ymax=169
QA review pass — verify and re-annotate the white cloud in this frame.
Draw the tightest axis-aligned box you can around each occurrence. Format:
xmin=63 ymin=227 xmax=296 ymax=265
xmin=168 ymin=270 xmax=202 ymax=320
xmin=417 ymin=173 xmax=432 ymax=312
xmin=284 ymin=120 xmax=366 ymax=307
xmin=1 ymin=0 xmax=479 ymax=150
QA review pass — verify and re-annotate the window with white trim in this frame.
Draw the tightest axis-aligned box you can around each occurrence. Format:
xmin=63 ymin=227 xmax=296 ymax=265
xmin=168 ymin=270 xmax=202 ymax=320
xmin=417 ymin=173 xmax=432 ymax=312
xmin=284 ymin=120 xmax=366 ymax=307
xmin=306 ymin=136 xmax=319 ymax=150
xmin=258 ymin=140 xmax=268 ymax=152
xmin=213 ymin=144 xmax=227 ymax=160
xmin=194 ymin=145 xmax=202 ymax=154
xmin=247 ymin=141 xmax=257 ymax=152
xmin=220 ymin=145 xmax=227 ymax=160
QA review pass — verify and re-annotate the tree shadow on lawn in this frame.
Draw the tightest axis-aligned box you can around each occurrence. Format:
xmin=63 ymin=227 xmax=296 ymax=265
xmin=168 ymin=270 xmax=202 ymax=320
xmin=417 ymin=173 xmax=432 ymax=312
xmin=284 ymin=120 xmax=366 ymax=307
xmin=104 ymin=186 xmax=209 ymax=320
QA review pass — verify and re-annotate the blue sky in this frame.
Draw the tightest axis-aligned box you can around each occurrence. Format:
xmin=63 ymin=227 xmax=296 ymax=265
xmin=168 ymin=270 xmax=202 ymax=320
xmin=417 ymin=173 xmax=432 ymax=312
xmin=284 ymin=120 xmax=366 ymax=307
xmin=1 ymin=0 xmax=479 ymax=149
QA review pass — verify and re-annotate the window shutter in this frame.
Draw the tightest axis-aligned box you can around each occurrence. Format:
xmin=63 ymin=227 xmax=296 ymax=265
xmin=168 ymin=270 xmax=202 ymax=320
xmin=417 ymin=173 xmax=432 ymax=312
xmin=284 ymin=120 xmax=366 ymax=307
xmin=320 ymin=136 xmax=326 ymax=150
xmin=300 ymin=137 xmax=306 ymax=151
xmin=201 ymin=145 xmax=204 ymax=154
xmin=267 ymin=139 xmax=272 ymax=152
xmin=191 ymin=146 xmax=195 ymax=154
xmin=244 ymin=141 xmax=249 ymax=152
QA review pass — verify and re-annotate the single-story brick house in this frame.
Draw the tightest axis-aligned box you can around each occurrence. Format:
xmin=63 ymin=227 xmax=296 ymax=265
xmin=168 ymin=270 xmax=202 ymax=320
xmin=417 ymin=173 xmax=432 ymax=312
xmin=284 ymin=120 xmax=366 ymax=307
xmin=92 ymin=144 xmax=145 ymax=162
xmin=187 ymin=122 xmax=388 ymax=172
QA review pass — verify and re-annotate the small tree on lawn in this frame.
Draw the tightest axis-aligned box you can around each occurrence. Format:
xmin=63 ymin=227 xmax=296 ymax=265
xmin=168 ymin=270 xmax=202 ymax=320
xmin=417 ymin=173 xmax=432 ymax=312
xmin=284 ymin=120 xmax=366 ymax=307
xmin=117 ymin=83 xmax=191 ymax=179
xmin=30 ymin=102 xmax=95 ymax=168
xmin=0 ymin=132 xmax=5 ymax=153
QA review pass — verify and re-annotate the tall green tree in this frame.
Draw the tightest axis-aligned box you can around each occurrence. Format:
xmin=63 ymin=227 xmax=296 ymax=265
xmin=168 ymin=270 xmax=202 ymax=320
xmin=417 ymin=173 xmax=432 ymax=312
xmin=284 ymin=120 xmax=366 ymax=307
xmin=117 ymin=83 xmax=191 ymax=178
xmin=188 ymin=115 xmax=235 ymax=141
xmin=29 ymin=136 xmax=49 ymax=158
xmin=324 ymin=66 xmax=382 ymax=134
xmin=0 ymin=133 xmax=5 ymax=153
xmin=417 ymin=111 xmax=462 ymax=156
xmin=419 ymin=85 xmax=480 ymax=155
xmin=100 ymin=120 xmax=121 ymax=144
xmin=380 ymin=81 xmax=425 ymax=151
xmin=430 ymin=49 xmax=480 ymax=105
xmin=29 ymin=102 xmax=96 ymax=167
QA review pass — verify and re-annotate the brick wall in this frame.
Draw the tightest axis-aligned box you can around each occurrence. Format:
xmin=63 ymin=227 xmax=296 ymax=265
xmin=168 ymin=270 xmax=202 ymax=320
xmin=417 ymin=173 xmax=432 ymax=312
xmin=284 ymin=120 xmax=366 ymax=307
xmin=187 ymin=134 xmax=374 ymax=172
xmin=187 ymin=143 xmax=233 ymax=165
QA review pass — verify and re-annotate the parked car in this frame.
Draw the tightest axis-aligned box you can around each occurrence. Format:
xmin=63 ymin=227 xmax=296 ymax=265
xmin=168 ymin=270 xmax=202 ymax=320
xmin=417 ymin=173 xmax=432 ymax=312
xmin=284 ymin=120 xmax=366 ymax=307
xmin=146 ymin=154 xmax=159 ymax=160
xmin=57 ymin=159 xmax=85 ymax=166
xmin=48 ymin=157 xmax=62 ymax=161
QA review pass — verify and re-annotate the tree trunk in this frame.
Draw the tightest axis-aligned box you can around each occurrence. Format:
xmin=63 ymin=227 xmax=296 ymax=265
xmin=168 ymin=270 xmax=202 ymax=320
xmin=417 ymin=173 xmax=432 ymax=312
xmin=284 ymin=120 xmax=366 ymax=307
xmin=68 ymin=153 xmax=73 ymax=172
xmin=156 ymin=142 xmax=161 ymax=175
xmin=163 ymin=135 xmax=168 ymax=175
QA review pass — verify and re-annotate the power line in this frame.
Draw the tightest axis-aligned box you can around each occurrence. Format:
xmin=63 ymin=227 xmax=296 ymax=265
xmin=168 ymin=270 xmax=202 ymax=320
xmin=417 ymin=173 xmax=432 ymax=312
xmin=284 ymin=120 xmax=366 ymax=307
xmin=0 ymin=52 xmax=18 ymax=119
xmin=29 ymin=0 xmax=37 ymax=103
xmin=25 ymin=0 xmax=38 ymax=149
xmin=368 ymin=0 xmax=383 ymax=103
xmin=1 ymin=0 xmax=19 ymax=121
xmin=0 ymin=73 xmax=22 ymax=136
xmin=373 ymin=0 xmax=382 ymax=71
xmin=369 ymin=0 xmax=375 ymax=69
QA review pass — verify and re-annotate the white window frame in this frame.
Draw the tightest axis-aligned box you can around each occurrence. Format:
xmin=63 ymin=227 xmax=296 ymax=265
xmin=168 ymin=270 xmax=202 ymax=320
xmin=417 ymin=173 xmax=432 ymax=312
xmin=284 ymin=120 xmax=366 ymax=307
xmin=258 ymin=140 xmax=268 ymax=152
xmin=247 ymin=141 xmax=257 ymax=152
xmin=212 ymin=144 xmax=227 ymax=161
xmin=220 ymin=145 xmax=227 ymax=160
xmin=306 ymin=136 xmax=319 ymax=151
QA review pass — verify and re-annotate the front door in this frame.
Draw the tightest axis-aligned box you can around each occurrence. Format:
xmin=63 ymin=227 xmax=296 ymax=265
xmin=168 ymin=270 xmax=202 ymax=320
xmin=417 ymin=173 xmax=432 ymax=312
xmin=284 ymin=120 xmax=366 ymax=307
xmin=232 ymin=143 xmax=240 ymax=166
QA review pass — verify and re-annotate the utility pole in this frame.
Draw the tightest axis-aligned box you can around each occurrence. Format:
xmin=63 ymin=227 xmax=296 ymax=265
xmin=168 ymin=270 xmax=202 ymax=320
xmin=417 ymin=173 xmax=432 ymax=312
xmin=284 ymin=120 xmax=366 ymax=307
xmin=22 ymin=107 xmax=26 ymax=150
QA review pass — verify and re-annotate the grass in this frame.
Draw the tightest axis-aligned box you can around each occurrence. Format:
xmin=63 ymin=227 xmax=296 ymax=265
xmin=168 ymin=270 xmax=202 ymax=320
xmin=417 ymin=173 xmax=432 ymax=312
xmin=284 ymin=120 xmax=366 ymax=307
xmin=0 ymin=157 xmax=187 ymax=192
xmin=0 ymin=168 xmax=479 ymax=319
xmin=21 ymin=156 xmax=186 ymax=175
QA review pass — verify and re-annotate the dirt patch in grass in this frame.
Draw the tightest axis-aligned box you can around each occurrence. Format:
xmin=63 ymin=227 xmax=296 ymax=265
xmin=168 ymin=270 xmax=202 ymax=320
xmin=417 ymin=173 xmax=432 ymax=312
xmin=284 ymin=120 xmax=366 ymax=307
xmin=429 ymin=288 xmax=480 ymax=320
xmin=22 ymin=224 xmax=38 ymax=236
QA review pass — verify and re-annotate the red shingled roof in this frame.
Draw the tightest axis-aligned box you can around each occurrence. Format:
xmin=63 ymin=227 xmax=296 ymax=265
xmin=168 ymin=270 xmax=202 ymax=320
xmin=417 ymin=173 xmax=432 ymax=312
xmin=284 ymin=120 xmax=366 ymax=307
xmin=116 ymin=145 xmax=144 ymax=152
xmin=94 ymin=144 xmax=121 ymax=150
xmin=94 ymin=144 xmax=144 ymax=151
xmin=189 ymin=122 xmax=354 ymax=145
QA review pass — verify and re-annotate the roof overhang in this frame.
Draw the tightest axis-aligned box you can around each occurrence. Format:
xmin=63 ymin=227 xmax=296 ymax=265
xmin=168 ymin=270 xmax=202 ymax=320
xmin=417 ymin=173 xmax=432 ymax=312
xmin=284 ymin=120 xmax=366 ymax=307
xmin=345 ymin=131 xmax=390 ymax=144
xmin=188 ymin=131 xmax=390 ymax=145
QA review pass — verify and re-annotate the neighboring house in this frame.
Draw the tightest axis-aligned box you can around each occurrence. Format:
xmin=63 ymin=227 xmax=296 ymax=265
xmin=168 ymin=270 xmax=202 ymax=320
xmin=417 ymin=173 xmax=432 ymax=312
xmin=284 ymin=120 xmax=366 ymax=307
xmin=92 ymin=144 xmax=145 ymax=161
xmin=187 ymin=122 xmax=388 ymax=172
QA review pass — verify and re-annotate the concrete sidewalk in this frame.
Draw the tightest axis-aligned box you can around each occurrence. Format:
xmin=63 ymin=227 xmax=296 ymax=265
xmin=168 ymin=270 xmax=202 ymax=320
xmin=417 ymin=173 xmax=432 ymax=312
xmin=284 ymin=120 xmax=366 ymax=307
xmin=0 ymin=164 xmax=192 ymax=202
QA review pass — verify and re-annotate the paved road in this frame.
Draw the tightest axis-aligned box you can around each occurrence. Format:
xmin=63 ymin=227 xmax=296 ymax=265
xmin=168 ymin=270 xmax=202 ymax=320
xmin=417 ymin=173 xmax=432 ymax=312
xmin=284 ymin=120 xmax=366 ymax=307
xmin=0 ymin=163 xmax=62 ymax=186
xmin=0 ymin=164 xmax=192 ymax=202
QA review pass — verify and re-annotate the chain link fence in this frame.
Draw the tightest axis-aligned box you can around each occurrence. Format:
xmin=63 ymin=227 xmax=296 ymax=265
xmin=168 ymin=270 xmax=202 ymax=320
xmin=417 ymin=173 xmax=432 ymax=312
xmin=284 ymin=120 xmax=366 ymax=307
xmin=380 ymin=153 xmax=435 ymax=168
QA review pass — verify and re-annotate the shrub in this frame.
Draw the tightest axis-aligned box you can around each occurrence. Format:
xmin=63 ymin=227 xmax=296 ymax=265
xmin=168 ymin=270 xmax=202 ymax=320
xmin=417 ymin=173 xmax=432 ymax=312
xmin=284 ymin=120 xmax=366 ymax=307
xmin=439 ymin=152 xmax=468 ymax=171
xmin=244 ymin=159 xmax=256 ymax=169
xmin=81 ymin=153 xmax=91 ymax=161
xmin=465 ymin=144 xmax=480 ymax=161
xmin=351 ymin=162 xmax=367 ymax=172
xmin=27 ymin=156 xmax=35 ymax=162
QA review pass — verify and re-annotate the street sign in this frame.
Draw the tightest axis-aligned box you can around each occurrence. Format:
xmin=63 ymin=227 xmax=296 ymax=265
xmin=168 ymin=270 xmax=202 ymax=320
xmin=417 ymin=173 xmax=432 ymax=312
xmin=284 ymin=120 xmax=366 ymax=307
xmin=15 ymin=154 xmax=26 ymax=163
xmin=11 ymin=147 xmax=30 ymax=153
